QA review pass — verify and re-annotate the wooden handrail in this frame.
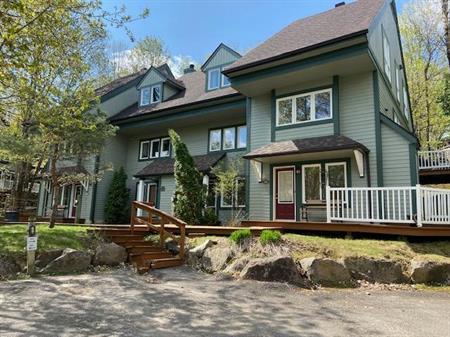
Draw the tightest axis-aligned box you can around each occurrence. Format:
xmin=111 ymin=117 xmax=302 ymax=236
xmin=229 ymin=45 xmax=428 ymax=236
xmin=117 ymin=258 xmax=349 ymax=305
xmin=130 ymin=201 xmax=186 ymax=259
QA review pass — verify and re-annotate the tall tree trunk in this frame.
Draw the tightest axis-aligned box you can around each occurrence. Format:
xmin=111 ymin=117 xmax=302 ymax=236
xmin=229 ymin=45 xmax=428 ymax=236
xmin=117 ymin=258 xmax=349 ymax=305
xmin=49 ymin=152 xmax=59 ymax=228
xmin=443 ymin=0 xmax=450 ymax=68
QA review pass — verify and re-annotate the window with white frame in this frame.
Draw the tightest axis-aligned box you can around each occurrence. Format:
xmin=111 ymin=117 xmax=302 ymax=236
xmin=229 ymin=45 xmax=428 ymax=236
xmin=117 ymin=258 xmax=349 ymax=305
xmin=383 ymin=31 xmax=391 ymax=82
xmin=221 ymin=177 xmax=246 ymax=208
xmin=396 ymin=66 xmax=401 ymax=101
xmin=140 ymin=87 xmax=151 ymax=106
xmin=276 ymin=88 xmax=332 ymax=126
xmin=139 ymin=140 xmax=150 ymax=160
xmin=160 ymin=137 xmax=171 ymax=157
xmin=207 ymin=68 xmax=221 ymax=90
xmin=151 ymin=84 xmax=161 ymax=103
xmin=139 ymin=137 xmax=171 ymax=160
xmin=403 ymin=86 xmax=409 ymax=119
xmin=209 ymin=125 xmax=247 ymax=151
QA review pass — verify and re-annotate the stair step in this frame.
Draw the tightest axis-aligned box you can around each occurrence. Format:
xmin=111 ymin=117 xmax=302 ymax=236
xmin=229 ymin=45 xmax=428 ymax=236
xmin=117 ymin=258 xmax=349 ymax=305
xmin=188 ymin=232 xmax=206 ymax=238
xmin=121 ymin=240 xmax=158 ymax=248
xmin=150 ymin=257 xmax=184 ymax=269
xmin=130 ymin=252 xmax=173 ymax=264
xmin=127 ymin=246 xmax=165 ymax=254
xmin=109 ymin=234 xmax=147 ymax=241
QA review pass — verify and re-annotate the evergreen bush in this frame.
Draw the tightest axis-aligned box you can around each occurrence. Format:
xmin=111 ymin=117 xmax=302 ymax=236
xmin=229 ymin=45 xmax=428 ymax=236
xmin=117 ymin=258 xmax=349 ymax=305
xmin=230 ymin=229 xmax=251 ymax=244
xmin=104 ymin=167 xmax=129 ymax=224
xmin=259 ymin=230 xmax=282 ymax=245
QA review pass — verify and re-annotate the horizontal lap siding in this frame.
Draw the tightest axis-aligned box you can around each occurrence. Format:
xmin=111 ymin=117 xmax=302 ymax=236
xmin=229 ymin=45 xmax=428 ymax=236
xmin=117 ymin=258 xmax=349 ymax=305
xmin=138 ymin=70 xmax=165 ymax=89
xmin=381 ymin=124 xmax=411 ymax=186
xmin=249 ymin=93 xmax=271 ymax=220
xmin=340 ymin=72 xmax=377 ymax=187
xmin=204 ymin=48 xmax=240 ymax=70
xmin=159 ymin=176 xmax=175 ymax=213
xmin=275 ymin=123 xmax=334 ymax=141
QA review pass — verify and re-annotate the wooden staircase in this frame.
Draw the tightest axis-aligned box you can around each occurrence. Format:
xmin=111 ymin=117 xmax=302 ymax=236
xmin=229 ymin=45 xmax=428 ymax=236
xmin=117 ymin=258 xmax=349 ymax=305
xmin=95 ymin=202 xmax=187 ymax=274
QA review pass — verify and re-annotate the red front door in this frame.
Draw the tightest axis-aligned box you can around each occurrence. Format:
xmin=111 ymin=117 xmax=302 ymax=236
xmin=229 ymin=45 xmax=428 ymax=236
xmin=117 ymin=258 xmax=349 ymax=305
xmin=274 ymin=167 xmax=296 ymax=220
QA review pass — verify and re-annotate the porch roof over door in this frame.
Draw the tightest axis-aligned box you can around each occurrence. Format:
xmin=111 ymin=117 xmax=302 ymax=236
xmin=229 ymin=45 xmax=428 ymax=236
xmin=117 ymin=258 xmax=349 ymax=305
xmin=243 ymin=135 xmax=369 ymax=161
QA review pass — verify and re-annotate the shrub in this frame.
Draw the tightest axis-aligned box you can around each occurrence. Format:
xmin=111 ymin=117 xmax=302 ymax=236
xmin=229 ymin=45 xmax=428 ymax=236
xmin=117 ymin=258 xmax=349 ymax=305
xmin=200 ymin=208 xmax=220 ymax=226
xmin=230 ymin=229 xmax=251 ymax=244
xmin=259 ymin=230 xmax=282 ymax=246
xmin=104 ymin=167 xmax=130 ymax=224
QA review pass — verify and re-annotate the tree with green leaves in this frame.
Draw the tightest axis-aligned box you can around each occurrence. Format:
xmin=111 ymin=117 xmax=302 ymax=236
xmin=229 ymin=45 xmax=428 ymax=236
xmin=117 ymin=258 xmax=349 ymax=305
xmin=104 ymin=167 xmax=129 ymax=224
xmin=0 ymin=0 xmax=147 ymax=224
xmin=400 ymin=0 xmax=450 ymax=149
xmin=169 ymin=129 xmax=206 ymax=225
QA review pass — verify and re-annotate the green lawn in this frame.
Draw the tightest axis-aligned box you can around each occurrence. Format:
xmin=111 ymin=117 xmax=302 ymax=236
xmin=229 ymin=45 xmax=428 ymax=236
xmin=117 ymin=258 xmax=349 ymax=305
xmin=0 ymin=225 xmax=93 ymax=254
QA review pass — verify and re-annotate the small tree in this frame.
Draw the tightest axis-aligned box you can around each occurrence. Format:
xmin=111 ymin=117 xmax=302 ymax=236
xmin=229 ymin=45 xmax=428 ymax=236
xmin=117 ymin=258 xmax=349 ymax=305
xmin=211 ymin=157 xmax=245 ymax=225
xmin=169 ymin=129 xmax=205 ymax=225
xmin=104 ymin=167 xmax=129 ymax=224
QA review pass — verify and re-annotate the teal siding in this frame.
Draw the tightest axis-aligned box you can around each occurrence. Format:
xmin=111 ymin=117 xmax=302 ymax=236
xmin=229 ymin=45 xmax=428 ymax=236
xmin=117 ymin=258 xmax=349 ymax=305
xmin=248 ymin=93 xmax=272 ymax=220
xmin=381 ymin=124 xmax=411 ymax=186
xmin=163 ymin=83 xmax=178 ymax=101
xmin=340 ymin=72 xmax=377 ymax=186
xmin=203 ymin=47 xmax=240 ymax=70
xmin=99 ymin=86 xmax=138 ymax=118
xmin=275 ymin=123 xmax=334 ymax=141
xmin=159 ymin=176 xmax=175 ymax=213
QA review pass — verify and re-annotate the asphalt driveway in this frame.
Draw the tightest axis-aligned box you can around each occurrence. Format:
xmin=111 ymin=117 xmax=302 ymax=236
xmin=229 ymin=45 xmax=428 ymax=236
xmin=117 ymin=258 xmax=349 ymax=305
xmin=0 ymin=267 xmax=449 ymax=337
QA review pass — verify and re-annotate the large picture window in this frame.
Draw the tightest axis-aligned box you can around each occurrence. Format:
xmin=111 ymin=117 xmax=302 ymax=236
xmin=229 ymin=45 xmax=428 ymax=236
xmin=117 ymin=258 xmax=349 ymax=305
xmin=276 ymin=88 xmax=332 ymax=127
xmin=209 ymin=125 xmax=246 ymax=152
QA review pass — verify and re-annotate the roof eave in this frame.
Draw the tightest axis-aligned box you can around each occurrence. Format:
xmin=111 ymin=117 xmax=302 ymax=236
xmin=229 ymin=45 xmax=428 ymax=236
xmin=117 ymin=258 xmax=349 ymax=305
xmin=223 ymin=30 xmax=368 ymax=77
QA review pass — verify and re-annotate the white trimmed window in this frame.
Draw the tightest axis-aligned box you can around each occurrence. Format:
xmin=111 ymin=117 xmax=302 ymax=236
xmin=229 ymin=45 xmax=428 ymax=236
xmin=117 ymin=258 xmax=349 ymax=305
xmin=383 ymin=32 xmax=391 ymax=82
xmin=222 ymin=74 xmax=230 ymax=87
xmin=151 ymin=84 xmax=161 ymax=103
xmin=160 ymin=137 xmax=171 ymax=157
xmin=220 ymin=177 xmax=246 ymax=208
xmin=403 ymin=86 xmax=409 ymax=119
xmin=396 ymin=67 xmax=401 ymax=101
xmin=150 ymin=139 xmax=160 ymax=158
xmin=139 ymin=140 xmax=150 ymax=160
xmin=209 ymin=125 xmax=246 ymax=151
xmin=208 ymin=68 xmax=221 ymax=90
xmin=276 ymin=88 xmax=332 ymax=127
xmin=140 ymin=87 xmax=151 ymax=106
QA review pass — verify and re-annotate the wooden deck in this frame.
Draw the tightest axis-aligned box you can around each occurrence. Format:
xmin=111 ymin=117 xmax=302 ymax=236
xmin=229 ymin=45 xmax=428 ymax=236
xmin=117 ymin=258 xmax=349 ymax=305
xmin=91 ymin=220 xmax=450 ymax=238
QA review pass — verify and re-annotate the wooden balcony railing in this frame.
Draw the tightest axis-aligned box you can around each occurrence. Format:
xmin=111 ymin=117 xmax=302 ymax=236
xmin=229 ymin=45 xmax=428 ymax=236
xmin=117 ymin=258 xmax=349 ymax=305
xmin=130 ymin=201 xmax=187 ymax=260
xmin=418 ymin=149 xmax=450 ymax=170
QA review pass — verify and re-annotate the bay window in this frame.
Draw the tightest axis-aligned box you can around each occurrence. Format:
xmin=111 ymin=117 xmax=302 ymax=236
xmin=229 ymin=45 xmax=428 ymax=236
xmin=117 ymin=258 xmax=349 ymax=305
xmin=276 ymin=88 xmax=332 ymax=126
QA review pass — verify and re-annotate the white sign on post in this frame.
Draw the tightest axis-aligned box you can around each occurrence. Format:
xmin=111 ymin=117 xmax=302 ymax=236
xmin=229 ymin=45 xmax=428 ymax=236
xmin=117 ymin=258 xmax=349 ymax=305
xmin=27 ymin=236 xmax=38 ymax=251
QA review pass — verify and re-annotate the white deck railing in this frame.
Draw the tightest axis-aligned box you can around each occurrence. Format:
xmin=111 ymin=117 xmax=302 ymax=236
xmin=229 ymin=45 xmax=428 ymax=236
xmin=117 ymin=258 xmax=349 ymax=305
xmin=418 ymin=149 xmax=450 ymax=170
xmin=326 ymin=185 xmax=450 ymax=227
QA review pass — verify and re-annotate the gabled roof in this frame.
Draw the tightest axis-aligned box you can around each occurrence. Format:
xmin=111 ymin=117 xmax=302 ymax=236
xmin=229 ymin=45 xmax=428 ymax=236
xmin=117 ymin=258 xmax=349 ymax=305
xmin=134 ymin=153 xmax=225 ymax=178
xmin=95 ymin=68 xmax=147 ymax=98
xmin=201 ymin=43 xmax=242 ymax=71
xmin=109 ymin=70 xmax=241 ymax=123
xmin=136 ymin=64 xmax=185 ymax=90
xmin=224 ymin=0 xmax=385 ymax=75
xmin=243 ymin=135 xmax=369 ymax=160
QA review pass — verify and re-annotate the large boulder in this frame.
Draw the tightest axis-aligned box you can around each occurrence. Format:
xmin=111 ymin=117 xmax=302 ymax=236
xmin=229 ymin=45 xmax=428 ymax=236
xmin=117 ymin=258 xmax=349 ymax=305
xmin=300 ymin=257 xmax=352 ymax=287
xmin=240 ymin=256 xmax=307 ymax=286
xmin=187 ymin=239 xmax=216 ymax=269
xmin=410 ymin=260 xmax=450 ymax=285
xmin=0 ymin=255 xmax=21 ymax=279
xmin=36 ymin=249 xmax=64 ymax=269
xmin=202 ymin=246 xmax=234 ymax=273
xmin=344 ymin=257 xmax=408 ymax=284
xmin=224 ymin=256 xmax=250 ymax=275
xmin=41 ymin=248 xmax=91 ymax=274
xmin=93 ymin=242 xmax=127 ymax=266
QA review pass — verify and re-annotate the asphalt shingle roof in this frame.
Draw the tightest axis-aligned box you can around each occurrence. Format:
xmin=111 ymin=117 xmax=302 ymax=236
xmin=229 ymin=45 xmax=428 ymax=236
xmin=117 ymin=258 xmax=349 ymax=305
xmin=225 ymin=0 xmax=385 ymax=74
xmin=95 ymin=69 xmax=147 ymax=98
xmin=134 ymin=153 xmax=225 ymax=178
xmin=243 ymin=135 xmax=369 ymax=160
xmin=110 ymin=71 xmax=241 ymax=122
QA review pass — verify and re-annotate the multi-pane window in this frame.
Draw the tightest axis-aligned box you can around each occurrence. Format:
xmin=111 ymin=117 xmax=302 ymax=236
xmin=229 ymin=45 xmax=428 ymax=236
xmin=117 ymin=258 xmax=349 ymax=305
xmin=207 ymin=67 xmax=230 ymax=90
xmin=276 ymin=89 xmax=332 ymax=126
xmin=221 ymin=177 xmax=246 ymax=208
xmin=383 ymin=31 xmax=391 ymax=82
xmin=140 ymin=84 xmax=161 ymax=106
xmin=139 ymin=137 xmax=171 ymax=160
xmin=209 ymin=125 xmax=247 ymax=152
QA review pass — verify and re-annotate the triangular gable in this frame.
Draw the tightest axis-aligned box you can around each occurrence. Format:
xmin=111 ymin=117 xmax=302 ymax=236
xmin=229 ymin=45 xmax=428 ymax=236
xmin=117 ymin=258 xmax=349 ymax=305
xmin=136 ymin=67 xmax=166 ymax=89
xmin=201 ymin=43 xmax=241 ymax=71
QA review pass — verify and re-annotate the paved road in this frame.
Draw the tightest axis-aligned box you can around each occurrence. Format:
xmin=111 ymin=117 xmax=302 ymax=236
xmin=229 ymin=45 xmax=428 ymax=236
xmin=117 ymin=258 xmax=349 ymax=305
xmin=0 ymin=267 xmax=449 ymax=337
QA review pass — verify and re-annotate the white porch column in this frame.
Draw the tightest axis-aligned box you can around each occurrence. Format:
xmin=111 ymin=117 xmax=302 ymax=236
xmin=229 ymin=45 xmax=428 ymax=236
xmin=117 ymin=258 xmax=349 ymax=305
xmin=137 ymin=180 xmax=145 ymax=216
xmin=353 ymin=150 xmax=365 ymax=178
xmin=202 ymin=175 xmax=209 ymax=187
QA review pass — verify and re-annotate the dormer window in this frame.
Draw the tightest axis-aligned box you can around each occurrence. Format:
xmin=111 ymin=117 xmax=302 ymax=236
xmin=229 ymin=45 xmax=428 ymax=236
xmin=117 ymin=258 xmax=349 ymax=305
xmin=208 ymin=68 xmax=221 ymax=90
xmin=140 ymin=84 xmax=162 ymax=106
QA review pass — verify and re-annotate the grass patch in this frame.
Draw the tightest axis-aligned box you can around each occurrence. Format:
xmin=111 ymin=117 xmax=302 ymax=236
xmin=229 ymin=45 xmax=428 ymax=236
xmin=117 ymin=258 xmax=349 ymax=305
xmin=0 ymin=224 xmax=93 ymax=255
xmin=284 ymin=233 xmax=450 ymax=263
xmin=260 ymin=230 xmax=282 ymax=245
xmin=414 ymin=284 xmax=450 ymax=293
